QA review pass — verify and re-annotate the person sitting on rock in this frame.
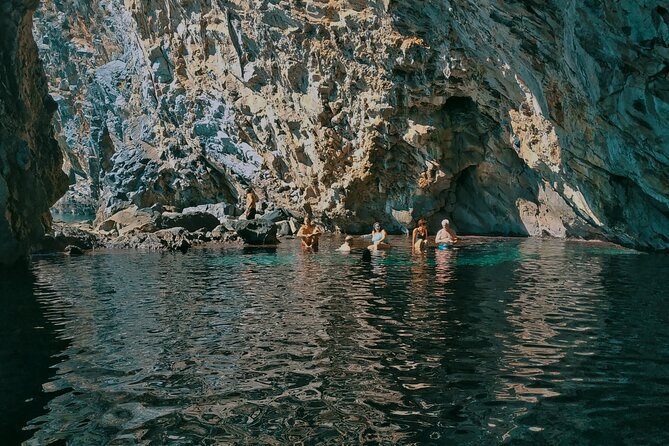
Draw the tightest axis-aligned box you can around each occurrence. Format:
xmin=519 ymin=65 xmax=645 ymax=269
xmin=297 ymin=216 xmax=322 ymax=249
xmin=245 ymin=187 xmax=258 ymax=220
xmin=412 ymin=218 xmax=429 ymax=252
xmin=337 ymin=235 xmax=354 ymax=252
xmin=435 ymin=219 xmax=458 ymax=248
xmin=368 ymin=222 xmax=390 ymax=250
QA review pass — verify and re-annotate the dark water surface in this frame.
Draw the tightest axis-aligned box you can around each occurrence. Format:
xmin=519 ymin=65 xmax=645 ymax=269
xmin=4 ymin=237 xmax=669 ymax=445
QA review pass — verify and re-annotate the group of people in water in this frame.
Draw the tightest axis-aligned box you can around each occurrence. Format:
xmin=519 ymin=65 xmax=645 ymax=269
xmin=244 ymin=186 xmax=458 ymax=252
xmin=296 ymin=217 xmax=458 ymax=252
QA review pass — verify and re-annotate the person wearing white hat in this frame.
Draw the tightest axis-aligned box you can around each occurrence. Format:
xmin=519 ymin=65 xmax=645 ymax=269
xmin=435 ymin=219 xmax=458 ymax=248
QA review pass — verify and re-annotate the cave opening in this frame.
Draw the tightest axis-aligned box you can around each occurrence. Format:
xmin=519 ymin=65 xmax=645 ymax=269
xmin=421 ymin=95 xmax=536 ymax=237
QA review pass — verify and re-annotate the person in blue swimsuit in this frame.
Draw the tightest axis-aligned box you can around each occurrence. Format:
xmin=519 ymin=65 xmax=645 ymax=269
xmin=435 ymin=219 xmax=458 ymax=249
xmin=368 ymin=222 xmax=390 ymax=250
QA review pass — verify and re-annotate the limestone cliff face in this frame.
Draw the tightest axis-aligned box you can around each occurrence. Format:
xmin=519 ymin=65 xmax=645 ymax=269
xmin=34 ymin=1 xmax=669 ymax=249
xmin=0 ymin=0 xmax=68 ymax=266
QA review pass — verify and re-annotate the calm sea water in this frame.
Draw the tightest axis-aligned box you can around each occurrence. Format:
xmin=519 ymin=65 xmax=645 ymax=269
xmin=3 ymin=237 xmax=669 ymax=445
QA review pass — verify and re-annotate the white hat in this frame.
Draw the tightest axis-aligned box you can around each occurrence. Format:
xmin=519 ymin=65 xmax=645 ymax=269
xmin=441 ymin=219 xmax=450 ymax=226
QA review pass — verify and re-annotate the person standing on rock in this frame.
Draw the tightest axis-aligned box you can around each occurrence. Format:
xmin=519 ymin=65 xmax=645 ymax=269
xmin=297 ymin=216 xmax=322 ymax=249
xmin=245 ymin=187 xmax=258 ymax=220
xmin=435 ymin=219 xmax=458 ymax=248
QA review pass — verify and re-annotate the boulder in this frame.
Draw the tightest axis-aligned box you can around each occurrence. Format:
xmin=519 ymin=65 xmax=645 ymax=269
xmin=218 ymin=216 xmax=237 ymax=232
xmin=223 ymin=232 xmax=239 ymax=242
xmin=106 ymin=232 xmax=162 ymax=250
xmin=261 ymin=208 xmax=299 ymax=223
xmin=159 ymin=211 xmax=219 ymax=232
xmin=234 ymin=219 xmax=279 ymax=245
xmin=224 ymin=204 xmax=244 ymax=217
xmin=191 ymin=228 xmax=210 ymax=242
xmin=36 ymin=222 xmax=101 ymax=253
xmin=211 ymin=224 xmax=232 ymax=240
xmin=153 ymin=227 xmax=191 ymax=252
xmin=97 ymin=206 xmax=160 ymax=235
xmin=182 ymin=202 xmax=229 ymax=222
xmin=64 ymin=245 xmax=84 ymax=256
xmin=276 ymin=220 xmax=293 ymax=237
xmin=107 ymin=227 xmax=191 ymax=252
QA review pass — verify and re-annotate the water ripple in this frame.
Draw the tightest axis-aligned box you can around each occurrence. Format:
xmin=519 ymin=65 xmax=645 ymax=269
xmin=9 ymin=237 xmax=669 ymax=444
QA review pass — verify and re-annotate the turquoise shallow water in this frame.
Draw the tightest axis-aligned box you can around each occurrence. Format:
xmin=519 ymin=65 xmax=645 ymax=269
xmin=2 ymin=237 xmax=669 ymax=445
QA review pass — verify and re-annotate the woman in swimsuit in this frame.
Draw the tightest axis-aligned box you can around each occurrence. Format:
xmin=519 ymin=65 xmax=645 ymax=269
xmin=412 ymin=218 xmax=428 ymax=252
xmin=368 ymin=222 xmax=389 ymax=250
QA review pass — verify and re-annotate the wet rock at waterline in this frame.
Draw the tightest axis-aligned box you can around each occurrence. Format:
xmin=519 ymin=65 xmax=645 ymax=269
xmin=158 ymin=211 xmax=220 ymax=233
xmin=63 ymin=245 xmax=84 ymax=256
xmin=96 ymin=206 xmax=161 ymax=235
xmin=107 ymin=227 xmax=192 ymax=252
xmin=234 ymin=219 xmax=279 ymax=246
xmin=0 ymin=0 xmax=68 ymax=266
xmin=36 ymin=222 xmax=101 ymax=253
xmin=182 ymin=203 xmax=240 ymax=222
xmin=29 ymin=1 xmax=669 ymax=250
xmin=261 ymin=208 xmax=301 ymax=224
xmin=36 ymin=211 xmax=244 ymax=254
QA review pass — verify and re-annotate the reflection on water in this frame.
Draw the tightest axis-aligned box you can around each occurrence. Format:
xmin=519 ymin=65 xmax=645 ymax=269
xmin=7 ymin=237 xmax=669 ymax=444
xmin=0 ymin=269 xmax=65 ymax=444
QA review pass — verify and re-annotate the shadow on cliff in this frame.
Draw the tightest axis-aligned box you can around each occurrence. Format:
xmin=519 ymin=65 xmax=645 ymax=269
xmin=435 ymin=96 xmax=537 ymax=237
xmin=393 ymin=95 xmax=544 ymax=237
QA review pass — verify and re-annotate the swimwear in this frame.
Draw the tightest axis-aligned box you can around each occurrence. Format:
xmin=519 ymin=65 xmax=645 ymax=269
xmin=436 ymin=229 xmax=453 ymax=244
xmin=371 ymin=232 xmax=383 ymax=243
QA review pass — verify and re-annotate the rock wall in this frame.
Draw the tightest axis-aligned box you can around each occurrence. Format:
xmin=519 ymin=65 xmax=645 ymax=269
xmin=0 ymin=0 xmax=67 ymax=266
xmin=34 ymin=0 xmax=669 ymax=249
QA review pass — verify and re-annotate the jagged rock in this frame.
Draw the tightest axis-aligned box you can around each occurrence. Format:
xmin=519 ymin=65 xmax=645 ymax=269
xmin=224 ymin=205 xmax=244 ymax=218
xmin=234 ymin=219 xmax=279 ymax=245
xmin=276 ymin=220 xmax=293 ymax=237
xmin=182 ymin=203 xmax=229 ymax=222
xmin=154 ymin=228 xmax=191 ymax=252
xmin=107 ymin=227 xmax=191 ymax=252
xmin=30 ymin=1 xmax=669 ymax=250
xmin=262 ymin=208 xmax=299 ymax=223
xmin=219 ymin=217 xmax=237 ymax=232
xmin=191 ymin=228 xmax=210 ymax=242
xmin=158 ymin=212 xmax=220 ymax=232
xmin=0 ymin=1 xmax=68 ymax=266
xmin=97 ymin=206 xmax=160 ymax=235
xmin=64 ymin=245 xmax=84 ymax=256
xmin=36 ymin=222 xmax=101 ymax=253
xmin=223 ymin=232 xmax=239 ymax=243
xmin=211 ymin=224 xmax=234 ymax=241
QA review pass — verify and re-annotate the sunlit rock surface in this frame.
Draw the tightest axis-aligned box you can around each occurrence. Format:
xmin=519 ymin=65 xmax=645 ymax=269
xmin=34 ymin=0 xmax=669 ymax=249
xmin=0 ymin=0 xmax=67 ymax=266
